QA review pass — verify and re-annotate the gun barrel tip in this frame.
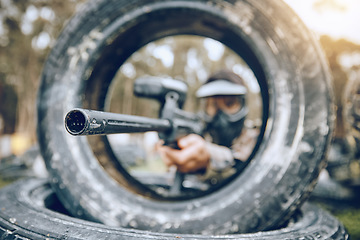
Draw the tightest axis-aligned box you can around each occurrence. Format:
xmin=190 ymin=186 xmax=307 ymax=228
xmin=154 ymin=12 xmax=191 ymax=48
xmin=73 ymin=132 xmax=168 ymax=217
xmin=65 ymin=109 xmax=86 ymax=135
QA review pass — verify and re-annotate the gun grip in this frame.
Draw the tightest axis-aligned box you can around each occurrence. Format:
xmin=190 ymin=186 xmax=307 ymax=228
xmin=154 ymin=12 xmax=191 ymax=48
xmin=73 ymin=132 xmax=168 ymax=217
xmin=164 ymin=141 xmax=180 ymax=150
xmin=163 ymin=141 xmax=185 ymax=196
xmin=169 ymin=171 xmax=185 ymax=196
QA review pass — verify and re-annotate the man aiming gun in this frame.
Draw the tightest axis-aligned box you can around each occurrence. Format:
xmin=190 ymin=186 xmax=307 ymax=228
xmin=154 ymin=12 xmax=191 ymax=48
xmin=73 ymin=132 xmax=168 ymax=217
xmin=158 ymin=69 xmax=253 ymax=175
xmin=65 ymin=69 xmax=256 ymax=192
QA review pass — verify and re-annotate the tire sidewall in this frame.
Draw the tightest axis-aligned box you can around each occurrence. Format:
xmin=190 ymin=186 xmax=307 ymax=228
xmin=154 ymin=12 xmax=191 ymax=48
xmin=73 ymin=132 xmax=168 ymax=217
xmin=37 ymin=0 xmax=333 ymax=233
xmin=0 ymin=179 xmax=348 ymax=239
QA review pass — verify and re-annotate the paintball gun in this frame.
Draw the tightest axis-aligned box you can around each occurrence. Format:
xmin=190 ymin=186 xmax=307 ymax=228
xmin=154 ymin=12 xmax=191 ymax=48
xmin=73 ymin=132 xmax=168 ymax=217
xmin=65 ymin=76 xmax=205 ymax=195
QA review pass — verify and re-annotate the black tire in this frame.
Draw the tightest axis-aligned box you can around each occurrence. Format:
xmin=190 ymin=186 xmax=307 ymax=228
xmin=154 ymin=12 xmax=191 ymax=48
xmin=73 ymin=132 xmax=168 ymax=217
xmin=0 ymin=178 xmax=349 ymax=240
xmin=37 ymin=0 xmax=333 ymax=234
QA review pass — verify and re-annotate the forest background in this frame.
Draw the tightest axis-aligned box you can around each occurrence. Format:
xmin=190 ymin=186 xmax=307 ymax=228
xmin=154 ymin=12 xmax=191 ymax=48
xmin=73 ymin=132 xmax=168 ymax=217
xmin=1 ymin=0 xmax=360 ymax=156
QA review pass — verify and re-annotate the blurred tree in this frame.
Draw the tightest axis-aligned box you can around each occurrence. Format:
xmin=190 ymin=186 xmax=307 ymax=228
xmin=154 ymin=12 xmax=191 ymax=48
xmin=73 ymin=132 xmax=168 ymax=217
xmin=319 ymin=35 xmax=360 ymax=138
xmin=107 ymin=35 xmax=262 ymax=124
xmin=2 ymin=0 xmax=360 ymax=152
xmin=0 ymin=0 xmax=86 ymax=142
xmin=0 ymin=77 xmax=17 ymax=134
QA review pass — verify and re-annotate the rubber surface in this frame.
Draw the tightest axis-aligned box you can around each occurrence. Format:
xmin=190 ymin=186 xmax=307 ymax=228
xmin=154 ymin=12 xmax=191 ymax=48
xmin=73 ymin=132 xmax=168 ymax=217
xmin=0 ymin=178 xmax=349 ymax=239
xmin=37 ymin=0 xmax=334 ymax=234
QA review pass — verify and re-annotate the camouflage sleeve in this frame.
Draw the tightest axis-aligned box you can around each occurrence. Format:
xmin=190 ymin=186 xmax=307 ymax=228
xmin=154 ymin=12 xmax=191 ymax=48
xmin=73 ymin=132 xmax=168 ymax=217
xmin=205 ymin=142 xmax=235 ymax=171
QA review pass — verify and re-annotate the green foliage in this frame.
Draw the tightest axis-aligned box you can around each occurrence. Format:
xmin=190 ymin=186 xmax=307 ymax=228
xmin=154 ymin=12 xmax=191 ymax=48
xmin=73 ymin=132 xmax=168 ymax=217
xmin=0 ymin=178 xmax=13 ymax=189
xmin=315 ymin=201 xmax=360 ymax=239
xmin=335 ymin=209 xmax=360 ymax=240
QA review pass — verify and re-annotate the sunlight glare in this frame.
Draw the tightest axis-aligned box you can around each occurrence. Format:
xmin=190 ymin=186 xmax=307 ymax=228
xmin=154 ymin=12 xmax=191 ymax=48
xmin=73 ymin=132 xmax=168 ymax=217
xmin=204 ymin=38 xmax=225 ymax=61
xmin=283 ymin=0 xmax=360 ymax=44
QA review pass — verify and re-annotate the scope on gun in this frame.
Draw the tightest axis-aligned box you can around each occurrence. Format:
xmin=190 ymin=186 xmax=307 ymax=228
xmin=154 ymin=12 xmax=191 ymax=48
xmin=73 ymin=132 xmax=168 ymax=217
xmin=134 ymin=76 xmax=188 ymax=107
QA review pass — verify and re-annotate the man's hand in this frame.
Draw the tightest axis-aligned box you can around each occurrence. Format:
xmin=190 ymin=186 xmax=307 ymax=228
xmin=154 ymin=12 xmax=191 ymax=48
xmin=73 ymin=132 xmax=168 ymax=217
xmin=158 ymin=134 xmax=211 ymax=173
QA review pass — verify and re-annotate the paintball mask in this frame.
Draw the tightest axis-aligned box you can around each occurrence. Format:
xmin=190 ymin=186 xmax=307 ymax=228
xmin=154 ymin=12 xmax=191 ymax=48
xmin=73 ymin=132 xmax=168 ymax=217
xmin=196 ymin=79 xmax=248 ymax=148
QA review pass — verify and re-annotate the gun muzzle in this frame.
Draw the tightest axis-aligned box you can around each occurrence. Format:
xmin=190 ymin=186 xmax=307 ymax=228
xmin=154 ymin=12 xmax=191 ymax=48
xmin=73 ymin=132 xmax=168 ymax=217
xmin=65 ymin=108 xmax=172 ymax=136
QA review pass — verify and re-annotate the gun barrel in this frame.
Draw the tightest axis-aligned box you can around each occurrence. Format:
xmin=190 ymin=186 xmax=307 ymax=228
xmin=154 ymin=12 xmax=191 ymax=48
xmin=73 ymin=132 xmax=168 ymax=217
xmin=65 ymin=108 xmax=172 ymax=136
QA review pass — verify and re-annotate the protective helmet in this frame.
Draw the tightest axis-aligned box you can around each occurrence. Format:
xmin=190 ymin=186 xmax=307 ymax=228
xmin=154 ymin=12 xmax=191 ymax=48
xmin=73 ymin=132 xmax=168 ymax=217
xmin=196 ymin=70 xmax=248 ymax=148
